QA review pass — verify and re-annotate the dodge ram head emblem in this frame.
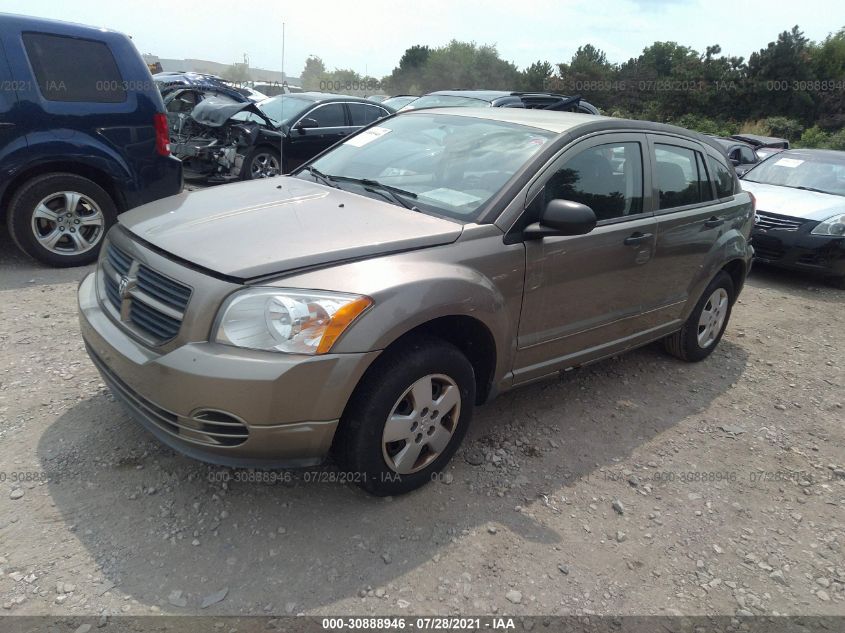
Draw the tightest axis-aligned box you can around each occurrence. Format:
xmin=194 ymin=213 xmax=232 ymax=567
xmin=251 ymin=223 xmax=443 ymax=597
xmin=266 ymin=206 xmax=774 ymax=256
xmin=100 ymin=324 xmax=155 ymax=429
xmin=118 ymin=275 xmax=130 ymax=298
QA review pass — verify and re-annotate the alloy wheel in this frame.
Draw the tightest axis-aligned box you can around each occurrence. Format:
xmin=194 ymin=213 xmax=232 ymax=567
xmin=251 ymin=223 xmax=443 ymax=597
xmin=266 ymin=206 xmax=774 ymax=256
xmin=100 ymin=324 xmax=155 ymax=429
xmin=250 ymin=153 xmax=281 ymax=178
xmin=30 ymin=191 xmax=105 ymax=256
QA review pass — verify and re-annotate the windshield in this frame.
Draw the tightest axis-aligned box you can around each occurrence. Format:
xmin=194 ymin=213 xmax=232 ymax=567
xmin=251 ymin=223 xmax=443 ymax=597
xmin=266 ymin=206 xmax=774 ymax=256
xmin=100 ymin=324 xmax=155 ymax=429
xmin=401 ymin=94 xmax=491 ymax=111
xmin=743 ymin=153 xmax=845 ymax=196
xmin=232 ymin=95 xmax=313 ymax=126
xmin=297 ymin=113 xmax=555 ymax=221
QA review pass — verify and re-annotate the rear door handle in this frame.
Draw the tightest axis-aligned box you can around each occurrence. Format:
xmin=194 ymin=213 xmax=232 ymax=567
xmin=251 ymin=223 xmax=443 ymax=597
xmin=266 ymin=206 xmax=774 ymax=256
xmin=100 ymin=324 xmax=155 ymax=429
xmin=704 ymin=217 xmax=725 ymax=228
xmin=624 ymin=232 xmax=653 ymax=246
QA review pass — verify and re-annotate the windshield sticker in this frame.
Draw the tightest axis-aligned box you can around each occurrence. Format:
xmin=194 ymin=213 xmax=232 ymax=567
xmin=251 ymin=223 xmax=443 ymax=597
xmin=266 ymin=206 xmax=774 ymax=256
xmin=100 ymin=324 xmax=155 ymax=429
xmin=344 ymin=126 xmax=392 ymax=147
xmin=420 ymin=188 xmax=482 ymax=207
xmin=774 ymin=158 xmax=804 ymax=168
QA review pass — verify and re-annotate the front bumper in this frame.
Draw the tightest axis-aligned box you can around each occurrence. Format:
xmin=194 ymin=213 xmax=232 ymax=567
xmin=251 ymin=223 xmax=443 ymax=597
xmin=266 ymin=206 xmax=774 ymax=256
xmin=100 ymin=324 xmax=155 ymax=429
xmin=751 ymin=225 xmax=845 ymax=278
xmin=78 ymin=272 xmax=379 ymax=468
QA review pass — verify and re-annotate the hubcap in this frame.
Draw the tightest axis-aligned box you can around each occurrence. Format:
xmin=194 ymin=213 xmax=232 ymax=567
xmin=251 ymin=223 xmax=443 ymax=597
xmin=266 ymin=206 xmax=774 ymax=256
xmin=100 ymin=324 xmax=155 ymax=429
xmin=382 ymin=374 xmax=461 ymax=475
xmin=30 ymin=191 xmax=105 ymax=255
xmin=697 ymin=287 xmax=729 ymax=348
xmin=249 ymin=153 xmax=280 ymax=179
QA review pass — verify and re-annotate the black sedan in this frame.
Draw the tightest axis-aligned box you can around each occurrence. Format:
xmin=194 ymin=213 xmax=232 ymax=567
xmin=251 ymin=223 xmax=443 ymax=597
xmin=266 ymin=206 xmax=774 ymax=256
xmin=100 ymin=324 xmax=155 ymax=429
xmin=166 ymin=92 xmax=394 ymax=182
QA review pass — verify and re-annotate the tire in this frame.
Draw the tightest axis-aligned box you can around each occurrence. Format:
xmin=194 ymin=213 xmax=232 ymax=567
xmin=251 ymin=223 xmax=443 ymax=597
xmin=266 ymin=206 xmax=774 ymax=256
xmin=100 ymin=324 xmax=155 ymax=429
xmin=333 ymin=335 xmax=476 ymax=496
xmin=7 ymin=173 xmax=117 ymax=267
xmin=241 ymin=146 xmax=281 ymax=180
xmin=663 ymin=271 xmax=735 ymax=362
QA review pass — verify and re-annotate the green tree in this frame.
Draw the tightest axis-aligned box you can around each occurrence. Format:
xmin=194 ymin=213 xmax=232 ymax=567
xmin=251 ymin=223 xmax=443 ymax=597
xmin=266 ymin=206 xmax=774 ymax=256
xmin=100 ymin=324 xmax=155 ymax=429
xmin=520 ymin=60 xmax=554 ymax=91
xmin=746 ymin=26 xmax=816 ymax=122
xmin=419 ymin=41 xmax=520 ymax=92
xmin=387 ymin=45 xmax=431 ymax=93
xmin=300 ymin=56 xmax=327 ymax=91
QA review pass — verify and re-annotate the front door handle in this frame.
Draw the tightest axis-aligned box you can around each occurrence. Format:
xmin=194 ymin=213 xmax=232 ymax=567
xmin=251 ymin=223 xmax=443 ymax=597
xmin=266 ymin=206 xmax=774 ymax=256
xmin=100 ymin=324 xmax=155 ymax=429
xmin=704 ymin=217 xmax=725 ymax=228
xmin=624 ymin=232 xmax=653 ymax=246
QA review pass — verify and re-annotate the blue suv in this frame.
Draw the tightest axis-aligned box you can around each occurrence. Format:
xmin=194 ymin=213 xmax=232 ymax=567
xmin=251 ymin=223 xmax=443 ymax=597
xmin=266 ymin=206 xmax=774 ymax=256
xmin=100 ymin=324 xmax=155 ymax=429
xmin=0 ymin=13 xmax=182 ymax=266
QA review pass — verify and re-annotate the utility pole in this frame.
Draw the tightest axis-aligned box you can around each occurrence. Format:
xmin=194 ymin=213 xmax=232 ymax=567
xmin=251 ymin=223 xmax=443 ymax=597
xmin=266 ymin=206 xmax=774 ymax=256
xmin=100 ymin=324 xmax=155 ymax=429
xmin=280 ymin=21 xmax=285 ymax=175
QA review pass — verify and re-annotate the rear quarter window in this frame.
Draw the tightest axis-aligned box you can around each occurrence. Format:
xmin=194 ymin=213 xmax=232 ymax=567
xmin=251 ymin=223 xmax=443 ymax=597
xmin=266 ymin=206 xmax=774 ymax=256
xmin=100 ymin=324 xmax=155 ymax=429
xmin=708 ymin=154 xmax=737 ymax=198
xmin=22 ymin=32 xmax=126 ymax=103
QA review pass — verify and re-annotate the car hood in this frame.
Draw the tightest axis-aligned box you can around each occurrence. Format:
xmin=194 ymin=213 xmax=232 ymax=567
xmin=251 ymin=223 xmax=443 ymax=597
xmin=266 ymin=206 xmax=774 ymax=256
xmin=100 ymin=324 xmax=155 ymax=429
xmin=740 ymin=180 xmax=845 ymax=221
xmin=190 ymin=97 xmax=275 ymax=128
xmin=119 ymin=178 xmax=464 ymax=280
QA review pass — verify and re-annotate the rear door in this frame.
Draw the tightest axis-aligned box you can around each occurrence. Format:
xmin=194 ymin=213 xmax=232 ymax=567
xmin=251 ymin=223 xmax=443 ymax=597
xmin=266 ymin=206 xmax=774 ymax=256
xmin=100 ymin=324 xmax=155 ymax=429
xmin=513 ymin=132 xmax=660 ymax=382
xmin=646 ymin=134 xmax=729 ymax=326
xmin=0 ymin=36 xmax=27 ymax=180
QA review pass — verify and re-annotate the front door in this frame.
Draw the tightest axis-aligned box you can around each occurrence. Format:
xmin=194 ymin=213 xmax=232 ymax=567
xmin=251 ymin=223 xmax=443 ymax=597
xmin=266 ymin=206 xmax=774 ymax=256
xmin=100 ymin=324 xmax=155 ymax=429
xmin=513 ymin=133 xmax=660 ymax=383
xmin=285 ymin=102 xmax=351 ymax=169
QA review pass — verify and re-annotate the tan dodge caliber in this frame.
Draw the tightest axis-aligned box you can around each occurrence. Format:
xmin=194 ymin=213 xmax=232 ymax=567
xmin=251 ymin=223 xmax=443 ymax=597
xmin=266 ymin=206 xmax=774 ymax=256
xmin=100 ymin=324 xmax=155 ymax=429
xmin=78 ymin=108 xmax=754 ymax=495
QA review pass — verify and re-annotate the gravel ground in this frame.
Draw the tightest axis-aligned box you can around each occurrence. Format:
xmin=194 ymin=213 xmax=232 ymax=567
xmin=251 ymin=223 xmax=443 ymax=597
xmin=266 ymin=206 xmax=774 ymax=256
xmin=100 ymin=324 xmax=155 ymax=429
xmin=0 ymin=221 xmax=843 ymax=619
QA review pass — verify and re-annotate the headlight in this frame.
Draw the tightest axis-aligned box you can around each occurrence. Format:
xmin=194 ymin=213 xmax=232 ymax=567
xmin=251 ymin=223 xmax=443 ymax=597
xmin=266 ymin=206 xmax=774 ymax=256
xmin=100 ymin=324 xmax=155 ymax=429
xmin=214 ymin=288 xmax=372 ymax=355
xmin=811 ymin=213 xmax=845 ymax=236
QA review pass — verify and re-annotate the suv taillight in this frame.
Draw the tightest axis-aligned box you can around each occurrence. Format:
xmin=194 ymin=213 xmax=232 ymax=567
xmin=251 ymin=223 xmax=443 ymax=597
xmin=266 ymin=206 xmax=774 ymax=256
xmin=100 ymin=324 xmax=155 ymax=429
xmin=153 ymin=113 xmax=170 ymax=156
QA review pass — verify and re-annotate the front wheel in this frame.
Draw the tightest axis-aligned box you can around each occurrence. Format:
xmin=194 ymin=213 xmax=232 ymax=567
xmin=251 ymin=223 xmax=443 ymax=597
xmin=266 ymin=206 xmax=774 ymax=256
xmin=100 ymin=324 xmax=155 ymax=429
xmin=241 ymin=147 xmax=281 ymax=180
xmin=664 ymin=271 xmax=735 ymax=362
xmin=333 ymin=336 xmax=475 ymax=496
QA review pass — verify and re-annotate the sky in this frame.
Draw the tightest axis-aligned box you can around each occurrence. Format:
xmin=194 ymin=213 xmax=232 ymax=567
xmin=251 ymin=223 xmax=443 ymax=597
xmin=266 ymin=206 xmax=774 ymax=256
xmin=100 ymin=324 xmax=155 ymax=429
xmin=2 ymin=0 xmax=841 ymax=78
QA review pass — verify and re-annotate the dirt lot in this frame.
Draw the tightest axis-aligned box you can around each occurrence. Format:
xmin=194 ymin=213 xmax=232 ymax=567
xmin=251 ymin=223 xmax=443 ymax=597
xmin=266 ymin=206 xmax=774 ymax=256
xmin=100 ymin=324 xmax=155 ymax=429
xmin=0 ymin=222 xmax=843 ymax=620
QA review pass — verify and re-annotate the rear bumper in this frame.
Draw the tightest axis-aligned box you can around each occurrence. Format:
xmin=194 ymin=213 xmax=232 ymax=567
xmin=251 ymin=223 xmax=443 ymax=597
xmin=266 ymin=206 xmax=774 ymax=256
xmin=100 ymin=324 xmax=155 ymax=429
xmin=751 ymin=228 xmax=845 ymax=278
xmin=78 ymin=272 xmax=379 ymax=468
xmin=124 ymin=155 xmax=184 ymax=210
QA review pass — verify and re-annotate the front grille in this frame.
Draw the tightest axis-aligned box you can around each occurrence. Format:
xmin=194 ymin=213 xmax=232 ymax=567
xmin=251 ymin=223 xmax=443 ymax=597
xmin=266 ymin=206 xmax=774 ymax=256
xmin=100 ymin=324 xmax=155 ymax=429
xmin=87 ymin=345 xmax=249 ymax=448
xmin=755 ymin=211 xmax=806 ymax=232
xmin=101 ymin=243 xmax=192 ymax=344
xmin=137 ymin=265 xmax=192 ymax=311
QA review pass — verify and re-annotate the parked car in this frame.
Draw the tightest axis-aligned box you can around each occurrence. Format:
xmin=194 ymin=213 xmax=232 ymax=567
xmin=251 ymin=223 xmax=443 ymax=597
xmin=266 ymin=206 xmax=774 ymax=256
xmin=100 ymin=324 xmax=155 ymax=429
xmin=382 ymin=94 xmax=419 ymax=110
xmin=153 ymin=72 xmax=266 ymax=103
xmin=167 ymin=92 xmax=393 ymax=181
xmin=709 ymin=136 xmax=761 ymax=175
xmin=78 ymin=108 xmax=753 ymax=495
xmin=400 ymin=90 xmax=600 ymax=114
xmin=0 ymin=13 xmax=182 ymax=266
xmin=741 ymin=149 xmax=845 ymax=287
xmin=366 ymin=95 xmax=389 ymax=103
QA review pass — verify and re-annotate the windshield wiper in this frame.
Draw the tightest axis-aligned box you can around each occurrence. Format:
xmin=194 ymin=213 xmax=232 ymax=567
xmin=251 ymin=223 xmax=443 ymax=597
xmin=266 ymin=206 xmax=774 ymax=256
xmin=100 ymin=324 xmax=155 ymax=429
xmin=301 ymin=166 xmax=338 ymax=188
xmin=327 ymin=176 xmax=420 ymax=210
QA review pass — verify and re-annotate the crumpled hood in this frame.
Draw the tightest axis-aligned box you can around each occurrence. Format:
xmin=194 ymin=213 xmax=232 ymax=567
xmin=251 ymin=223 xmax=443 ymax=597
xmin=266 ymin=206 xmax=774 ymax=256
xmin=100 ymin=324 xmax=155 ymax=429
xmin=119 ymin=178 xmax=464 ymax=280
xmin=741 ymin=180 xmax=845 ymax=221
xmin=190 ymin=96 xmax=275 ymax=128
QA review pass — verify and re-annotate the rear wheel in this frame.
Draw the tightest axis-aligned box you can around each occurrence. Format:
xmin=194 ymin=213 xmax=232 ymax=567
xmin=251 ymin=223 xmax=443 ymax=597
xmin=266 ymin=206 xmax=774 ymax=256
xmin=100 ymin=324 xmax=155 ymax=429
xmin=7 ymin=173 xmax=116 ymax=267
xmin=664 ymin=271 xmax=735 ymax=362
xmin=333 ymin=336 xmax=475 ymax=496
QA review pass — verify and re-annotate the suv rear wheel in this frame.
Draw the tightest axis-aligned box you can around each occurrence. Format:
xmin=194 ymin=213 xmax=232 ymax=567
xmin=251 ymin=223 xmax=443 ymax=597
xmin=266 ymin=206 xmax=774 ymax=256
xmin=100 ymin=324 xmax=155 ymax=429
xmin=664 ymin=271 xmax=735 ymax=362
xmin=334 ymin=336 xmax=475 ymax=496
xmin=7 ymin=173 xmax=117 ymax=267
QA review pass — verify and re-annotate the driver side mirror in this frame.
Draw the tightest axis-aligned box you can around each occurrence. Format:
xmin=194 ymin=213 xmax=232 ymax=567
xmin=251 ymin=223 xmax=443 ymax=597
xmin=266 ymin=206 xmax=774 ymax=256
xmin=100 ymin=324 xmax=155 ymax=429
xmin=523 ymin=199 xmax=597 ymax=239
xmin=294 ymin=117 xmax=319 ymax=132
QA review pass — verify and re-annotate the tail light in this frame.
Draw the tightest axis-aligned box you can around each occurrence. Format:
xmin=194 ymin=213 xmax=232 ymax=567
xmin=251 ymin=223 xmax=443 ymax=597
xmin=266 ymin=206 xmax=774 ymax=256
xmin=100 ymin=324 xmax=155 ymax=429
xmin=153 ymin=113 xmax=170 ymax=156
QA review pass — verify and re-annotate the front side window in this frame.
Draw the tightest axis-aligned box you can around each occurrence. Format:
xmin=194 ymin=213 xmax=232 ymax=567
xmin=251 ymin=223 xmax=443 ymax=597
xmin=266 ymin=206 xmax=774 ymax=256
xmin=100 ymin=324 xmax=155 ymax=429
xmin=540 ymin=142 xmax=644 ymax=222
xmin=23 ymin=32 xmax=125 ymax=103
xmin=654 ymin=144 xmax=712 ymax=209
xmin=740 ymin=146 xmax=756 ymax=164
xmin=309 ymin=103 xmax=346 ymax=127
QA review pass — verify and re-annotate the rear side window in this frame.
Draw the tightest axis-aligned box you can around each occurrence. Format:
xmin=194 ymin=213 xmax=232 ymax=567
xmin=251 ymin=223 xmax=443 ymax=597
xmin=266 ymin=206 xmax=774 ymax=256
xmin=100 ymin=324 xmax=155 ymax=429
xmin=654 ymin=144 xmax=712 ymax=209
xmin=708 ymin=155 xmax=737 ymax=198
xmin=348 ymin=103 xmax=388 ymax=126
xmin=23 ymin=32 xmax=125 ymax=103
